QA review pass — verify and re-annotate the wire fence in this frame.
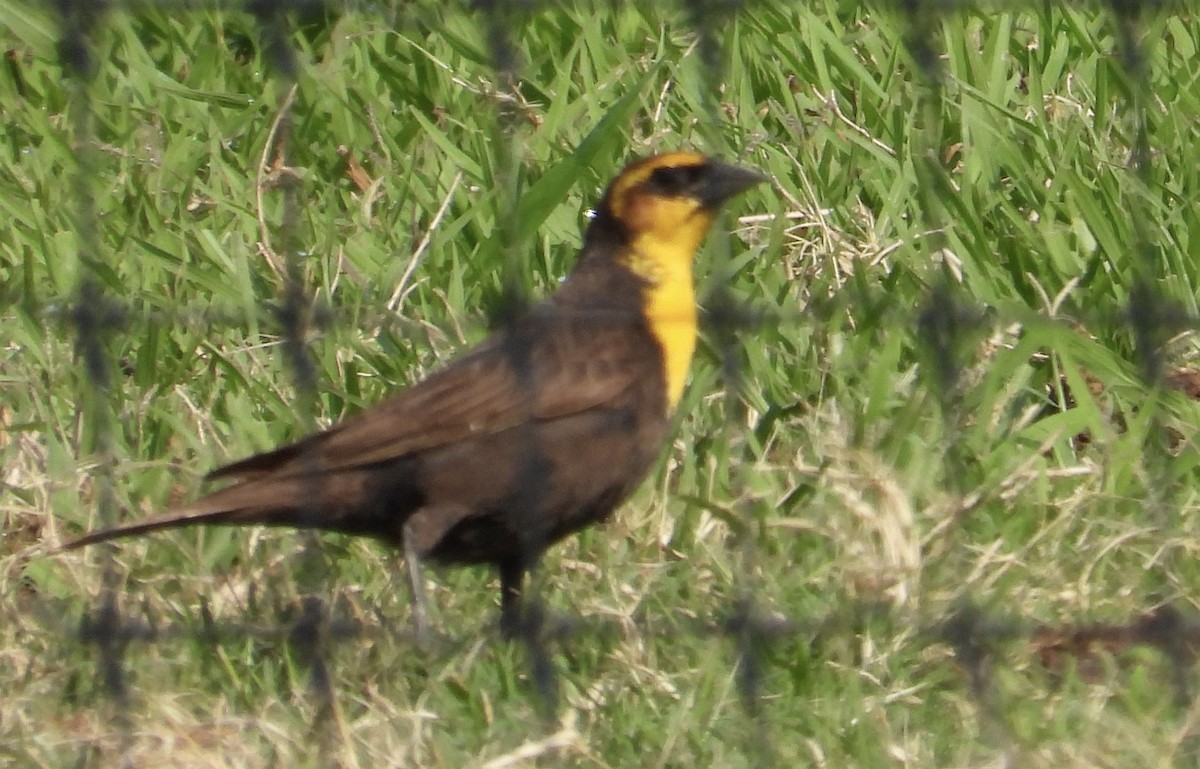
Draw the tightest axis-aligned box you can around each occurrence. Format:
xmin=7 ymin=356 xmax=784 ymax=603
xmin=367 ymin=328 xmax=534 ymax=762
xmin=7 ymin=0 xmax=1200 ymax=765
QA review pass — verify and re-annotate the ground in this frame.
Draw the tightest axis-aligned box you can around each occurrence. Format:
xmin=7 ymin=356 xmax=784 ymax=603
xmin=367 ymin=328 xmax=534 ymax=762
xmin=5 ymin=2 xmax=1200 ymax=767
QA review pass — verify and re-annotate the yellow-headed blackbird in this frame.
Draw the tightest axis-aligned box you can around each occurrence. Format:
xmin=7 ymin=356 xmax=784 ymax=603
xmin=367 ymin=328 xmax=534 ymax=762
xmin=65 ymin=151 xmax=765 ymax=633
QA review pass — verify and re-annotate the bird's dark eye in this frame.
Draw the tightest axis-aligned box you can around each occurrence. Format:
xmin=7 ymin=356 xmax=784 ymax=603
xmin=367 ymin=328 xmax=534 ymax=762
xmin=645 ymin=164 xmax=707 ymax=196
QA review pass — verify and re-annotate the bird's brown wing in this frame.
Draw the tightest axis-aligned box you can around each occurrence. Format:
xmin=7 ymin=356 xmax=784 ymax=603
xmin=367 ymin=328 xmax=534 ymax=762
xmin=209 ymin=310 xmax=658 ymax=482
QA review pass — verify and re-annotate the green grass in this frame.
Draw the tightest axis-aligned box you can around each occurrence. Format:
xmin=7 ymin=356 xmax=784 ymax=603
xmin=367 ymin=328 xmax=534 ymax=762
xmin=5 ymin=1 xmax=1200 ymax=766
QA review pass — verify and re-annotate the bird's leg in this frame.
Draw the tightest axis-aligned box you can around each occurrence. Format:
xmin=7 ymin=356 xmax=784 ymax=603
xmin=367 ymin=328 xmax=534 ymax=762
xmin=498 ymin=558 xmax=525 ymax=640
xmin=402 ymin=521 xmax=431 ymax=644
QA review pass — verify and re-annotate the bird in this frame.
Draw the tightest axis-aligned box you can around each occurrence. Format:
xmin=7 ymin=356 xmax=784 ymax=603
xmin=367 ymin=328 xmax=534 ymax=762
xmin=64 ymin=151 xmax=766 ymax=636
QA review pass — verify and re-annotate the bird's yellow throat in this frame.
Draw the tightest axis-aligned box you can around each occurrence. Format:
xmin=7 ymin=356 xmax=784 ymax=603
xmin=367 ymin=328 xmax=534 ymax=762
xmin=622 ymin=206 xmax=713 ymax=410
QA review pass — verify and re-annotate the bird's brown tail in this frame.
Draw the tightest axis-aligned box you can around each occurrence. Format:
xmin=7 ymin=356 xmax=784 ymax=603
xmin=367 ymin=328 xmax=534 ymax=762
xmin=61 ymin=508 xmax=250 ymax=549
xmin=60 ymin=474 xmax=314 ymax=551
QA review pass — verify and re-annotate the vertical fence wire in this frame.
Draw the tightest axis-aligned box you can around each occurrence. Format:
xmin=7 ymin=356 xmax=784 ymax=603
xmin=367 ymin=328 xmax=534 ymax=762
xmin=680 ymin=0 xmax=781 ymax=765
xmin=1102 ymin=1 xmax=1200 ymax=758
xmin=246 ymin=2 xmax=342 ymax=757
xmin=474 ymin=0 xmax=569 ymax=731
xmin=55 ymin=2 xmax=138 ymax=766
xmin=1104 ymin=0 xmax=1178 ymax=523
xmin=903 ymin=0 xmax=985 ymax=470
xmin=900 ymin=0 xmax=1022 ymax=761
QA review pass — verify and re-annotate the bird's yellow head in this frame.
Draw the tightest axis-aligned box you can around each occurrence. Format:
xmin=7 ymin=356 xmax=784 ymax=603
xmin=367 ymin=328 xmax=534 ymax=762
xmin=593 ymin=152 xmax=765 ymax=408
xmin=601 ymin=151 xmax=765 ymax=275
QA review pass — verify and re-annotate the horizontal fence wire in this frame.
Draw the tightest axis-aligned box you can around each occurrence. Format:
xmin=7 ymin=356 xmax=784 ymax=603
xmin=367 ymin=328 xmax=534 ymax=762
xmin=5 ymin=0 xmax=1200 ymax=765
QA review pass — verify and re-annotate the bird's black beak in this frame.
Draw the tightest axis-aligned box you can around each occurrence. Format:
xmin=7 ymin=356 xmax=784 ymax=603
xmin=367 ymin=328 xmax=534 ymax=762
xmin=699 ymin=161 xmax=768 ymax=210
